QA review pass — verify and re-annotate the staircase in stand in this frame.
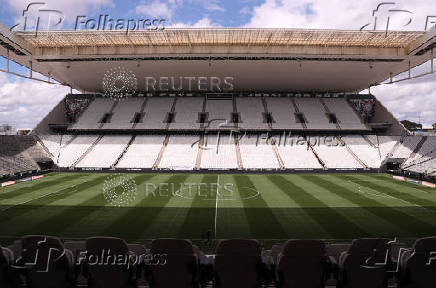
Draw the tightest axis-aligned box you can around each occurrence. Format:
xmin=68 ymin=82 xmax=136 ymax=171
xmin=153 ymin=135 xmax=170 ymax=169
xmin=291 ymin=99 xmax=307 ymax=129
xmin=111 ymin=135 xmax=136 ymax=168
xmin=166 ymin=97 xmax=178 ymax=130
xmin=71 ymin=135 xmax=103 ymax=168
xmin=339 ymin=137 xmax=368 ymax=169
xmin=271 ymin=139 xmax=285 ymax=169
xmin=195 ymin=135 xmax=204 ymax=170
xmin=362 ymin=135 xmax=381 ymax=160
xmin=99 ymin=101 xmax=118 ymax=128
xmin=261 ymin=97 xmax=273 ymax=130
xmin=234 ymin=135 xmax=244 ymax=169
xmin=409 ymin=136 xmax=427 ymax=159
xmin=34 ymin=135 xmax=54 ymax=157
xmin=320 ymin=98 xmax=341 ymax=130
xmin=132 ymin=98 xmax=148 ymax=129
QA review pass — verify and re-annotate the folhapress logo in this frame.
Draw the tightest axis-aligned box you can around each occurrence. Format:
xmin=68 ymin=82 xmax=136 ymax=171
xmin=10 ymin=2 xmax=64 ymax=35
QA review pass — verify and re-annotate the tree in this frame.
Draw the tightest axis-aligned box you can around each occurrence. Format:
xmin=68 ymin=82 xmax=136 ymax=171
xmin=401 ymin=120 xmax=422 ymax=131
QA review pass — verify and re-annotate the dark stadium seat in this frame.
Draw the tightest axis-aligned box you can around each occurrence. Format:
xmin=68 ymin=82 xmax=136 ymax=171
xmin=214 ymin=239 xmax=263 ymax=288
xmin=148 ymin=238 xmax=199 ymax=288
xmin=337 ymin=238 xmax=390 ymax=288
xmin=84 ymin=237 xmax=136 ymax=288
xmin=19 ymin=235 xmax=75 ymax=288
xmin=0 ymin=245 xmax=14 ymax=288
xmin=398 ymin=236 xmax=436 ymax=288
xmin=276 ymin=239 xmax=328 ymax=288
xmin=126 ymin=243 xmax=148 ymax=286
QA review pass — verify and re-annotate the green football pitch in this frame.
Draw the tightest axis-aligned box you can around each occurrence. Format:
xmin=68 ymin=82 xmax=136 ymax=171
xmin=1 ymin=172 xmax=435 ymax=249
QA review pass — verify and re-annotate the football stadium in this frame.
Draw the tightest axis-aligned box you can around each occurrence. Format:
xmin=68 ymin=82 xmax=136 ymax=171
xmin=0 ymin=2 xmax=436 ymax=287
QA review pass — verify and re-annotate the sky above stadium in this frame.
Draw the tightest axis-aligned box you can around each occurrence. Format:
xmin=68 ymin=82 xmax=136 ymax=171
xmin=0 ymin=0 xmax=435 ymax=129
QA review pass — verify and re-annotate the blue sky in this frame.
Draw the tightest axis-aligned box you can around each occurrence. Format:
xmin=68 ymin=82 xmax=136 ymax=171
xmin=0 ymin=0 xmax=435 ymax=129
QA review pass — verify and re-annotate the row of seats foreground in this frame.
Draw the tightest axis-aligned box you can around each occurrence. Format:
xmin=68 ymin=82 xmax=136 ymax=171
xmin=0 ymin=236 xmax=435 ymax=288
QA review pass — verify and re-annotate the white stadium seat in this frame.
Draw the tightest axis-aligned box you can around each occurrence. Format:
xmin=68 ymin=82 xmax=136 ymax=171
xmin=159 ymin=135 xmax=199 ymax=170
xmin=76 ymin=135 xmax=132 ymax=168
xmin=116 ymin=135 xmax=165 ymax=168
xmin=200 ymin=134 xmax=238 ymax=169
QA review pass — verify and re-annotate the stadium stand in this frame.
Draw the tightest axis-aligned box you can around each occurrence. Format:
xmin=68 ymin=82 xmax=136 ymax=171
xmin=265 ymin=97 xmax=303 ymax=130
xmin=343 ymin=135 xmax=383 ymax=168
xmin=3 ymin=235 xmax=435 ymax=288
xmin=76 ymin=135 xmax=132 ymax=168
xmin=57 ymin=135 xmax=100 ymax=167
xmin=169 ymin=97 xmax=203 ymax=130
xmin=159 ymin=135 xmax=199 ymax=170
xmin=391 ymin=135 xmax=423 ymax=159
xmin=0 ymin=136 xmax=41 ymax=176
xmin=275 ymin=137 xmax=323 ymax=169
xmin=102 ymin=98 xmax=145 ymax=129
xmin=60 ymin=95 xmax=395 ymax=132
xmin=323 ymin=98 xmax=368 ymax=130
xmin=135 ymin=97 xmax=173 ymax=130
xmin=312 ymin=141 xmax=364 ymax=169
xmin=204 ymin=98 xmax=234 ymax=129
xmin=71 ymin=98 xmax=114 ymax=130
xmin=294 ymin=98 xmax=337 ymax=130
xmin=236 ymin=97 xmax=269 ymax=130
xmin=200 ymin=134 xmax=238 ymax=169
xmin=377 ymin=135 xmax=401 ymax=160
xmin=116 ymin=135 xmax=166 ymax=169
xmin=238 ymin=135 xmax=280 ymax=169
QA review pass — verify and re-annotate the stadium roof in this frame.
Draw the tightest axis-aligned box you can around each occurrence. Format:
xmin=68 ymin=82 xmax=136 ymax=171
xmin=17 ymin=28 xmax=424 ymax=49
xmin=1 ymin=26 xmax=435 ymax=93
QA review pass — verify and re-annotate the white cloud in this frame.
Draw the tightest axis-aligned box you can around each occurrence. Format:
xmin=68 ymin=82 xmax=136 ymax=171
xmin=0 ymin=74 xmax=70 ymax=130
xmin=168 ymin=17 xmax=221 ymax=28
xmin=244 ymin=0 xmax=435 ymax=31
xmin=136 ymin=1 xmax=174 ymax=19
xmin=371 ymin=76 xmax=436 ymax=127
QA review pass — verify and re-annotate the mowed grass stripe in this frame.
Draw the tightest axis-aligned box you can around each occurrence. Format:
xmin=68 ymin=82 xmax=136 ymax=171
xmin=11 ymin=174 xmax=116 ymax=236
xmin=344 ymin=174 xmax=436 ymax=211
xmin=101 ymin=174 xmax=190 ymax=240
xmin=233 ymin=175 xmax=287 ymax=239
xmin=364 ymin=174 xmax=436 ymax=202
xmin=341 ymin=175 xmax=436 ymax=231
xmin=0 ymin=174 xmax=108 ymax=237
xmin=267 ymin=175 xmax=366 ymax=239
xmin=145 ymin=174 xmax=204 ymax=239
xmin=178 ymin=175 xmax=217 ymax=239
xmin=286 ymin=174 xmax=393 ymax=236
xmin=249 ymin=175 xmax=329 ymax=238
xmin=308 ymin=174 xmax=431 ymax=236
xmin=213 ymin=174 xmax=251 ymax=239
xmin=0 ymin=174 xmax=105 ymax=224
xmin=0 ymin=173 xmax=89 ymax=200
xmin=60 ymin=174 xmax=159 ymax=238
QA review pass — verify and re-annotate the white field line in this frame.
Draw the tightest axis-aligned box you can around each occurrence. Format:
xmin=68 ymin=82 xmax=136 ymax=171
xmin=351 ymin=181 xmax=436 ymax=214
xmin=214 ymin=174 xmax=219 ymax=239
